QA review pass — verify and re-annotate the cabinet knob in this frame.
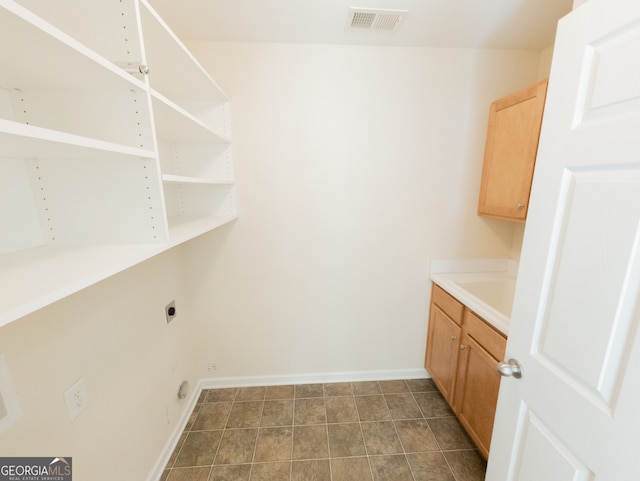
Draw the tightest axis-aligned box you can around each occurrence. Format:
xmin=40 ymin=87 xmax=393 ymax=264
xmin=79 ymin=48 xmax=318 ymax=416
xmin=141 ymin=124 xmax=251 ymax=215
xmin=460 ymin=345 xmax=467 ymax=350
xmin=516 ymin=203 xmax=525 ymax=209
xmin=450 ymin=335 xmax=458 ymax=340
xmin=139 ymin=64 xmax=149 ymax=75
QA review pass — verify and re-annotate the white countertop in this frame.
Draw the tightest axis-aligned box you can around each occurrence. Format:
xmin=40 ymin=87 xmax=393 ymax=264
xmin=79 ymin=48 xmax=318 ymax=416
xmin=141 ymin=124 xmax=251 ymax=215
xmin=429 ymin=259 xmax=517 ymax=335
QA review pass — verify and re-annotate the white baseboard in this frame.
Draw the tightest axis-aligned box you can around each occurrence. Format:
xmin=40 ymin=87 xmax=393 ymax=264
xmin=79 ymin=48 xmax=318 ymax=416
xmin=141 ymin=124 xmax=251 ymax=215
xmin=145 ymin=378 xmax=204 ymax=481
xmin=147 ymin=368 xmax=429 ymax=481
xmin=200 ymin=368 xmax=429 ymax=389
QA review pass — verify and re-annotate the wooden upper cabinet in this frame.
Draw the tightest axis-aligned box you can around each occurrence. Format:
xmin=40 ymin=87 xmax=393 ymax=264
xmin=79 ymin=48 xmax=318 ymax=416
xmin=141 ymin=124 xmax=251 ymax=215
xmin=478 ymin=79 xmax=548 ymax=222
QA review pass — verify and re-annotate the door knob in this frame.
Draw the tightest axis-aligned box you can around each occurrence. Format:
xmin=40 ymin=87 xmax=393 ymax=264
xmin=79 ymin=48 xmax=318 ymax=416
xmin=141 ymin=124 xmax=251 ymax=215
xmin=497 ymin=359 xmax=523 ymax=379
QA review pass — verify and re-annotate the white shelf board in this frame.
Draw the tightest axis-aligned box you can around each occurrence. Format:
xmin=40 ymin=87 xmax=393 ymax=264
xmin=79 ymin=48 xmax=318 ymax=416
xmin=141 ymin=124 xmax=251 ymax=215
xmin=0 ymin=1 xmax=146 ymax=92
xmin=139 ymin=0 xmax=227 ymax=102
xmin=0 ymin=119 xmax=155 ymax=160
xmin=167 ymin=215 xmax=237 ymax=244
xmin=162 ymin=174 xmax=233 ymax=185
xmin=0 ymin=215 xmax=237 ymax=327
xmin=0 ymin=243 xmax=165 ymax=327
xmin=151 ymin=90 xmax=231 ymax=144
xmin=14 ymin=0 xmax=143 ymax=70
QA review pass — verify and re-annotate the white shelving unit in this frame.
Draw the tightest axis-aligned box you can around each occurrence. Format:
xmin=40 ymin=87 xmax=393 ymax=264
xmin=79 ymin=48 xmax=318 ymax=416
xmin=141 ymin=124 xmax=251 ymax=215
xmin=0 ymin=0 xmax=237 ymax=327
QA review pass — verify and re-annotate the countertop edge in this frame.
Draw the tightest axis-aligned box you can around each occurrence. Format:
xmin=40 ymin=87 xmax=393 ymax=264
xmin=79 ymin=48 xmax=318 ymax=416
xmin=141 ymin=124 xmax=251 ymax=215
xmin=429 ymin=262 xmax=514 ymax=336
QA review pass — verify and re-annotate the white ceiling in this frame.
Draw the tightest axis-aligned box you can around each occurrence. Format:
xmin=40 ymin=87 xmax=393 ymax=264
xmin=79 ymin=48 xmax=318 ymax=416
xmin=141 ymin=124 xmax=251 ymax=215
xmin=148 ymin=0 xmax=573 ymax=50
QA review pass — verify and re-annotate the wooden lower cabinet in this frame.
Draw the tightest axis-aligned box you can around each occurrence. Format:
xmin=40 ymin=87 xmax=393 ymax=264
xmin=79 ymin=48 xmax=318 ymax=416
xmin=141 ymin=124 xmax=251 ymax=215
xmin=425 ymin=284 xmax=464 ymax=405
xmin=425 ymin=284 xmax=507 ymax=459
xmin=425 ymin=304 xmax=461 ymax=404
xmin=454 ymin=310 xmax=506 ymax=458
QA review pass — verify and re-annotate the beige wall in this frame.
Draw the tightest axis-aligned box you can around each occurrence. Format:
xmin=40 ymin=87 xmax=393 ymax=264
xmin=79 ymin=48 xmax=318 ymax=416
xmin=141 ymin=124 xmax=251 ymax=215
xmin=183 ymin=42 xmax=541 ymax=380
xmin=538 ymin=44 xmax=555 ymax=79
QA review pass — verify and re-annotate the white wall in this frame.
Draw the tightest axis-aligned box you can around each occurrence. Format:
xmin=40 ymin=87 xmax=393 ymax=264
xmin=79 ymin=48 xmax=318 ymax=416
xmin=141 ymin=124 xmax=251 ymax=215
xmin=184 ymin=42 xmax=542 ymax=381
xmin=0 ymin=248 xmax=199 ymax=481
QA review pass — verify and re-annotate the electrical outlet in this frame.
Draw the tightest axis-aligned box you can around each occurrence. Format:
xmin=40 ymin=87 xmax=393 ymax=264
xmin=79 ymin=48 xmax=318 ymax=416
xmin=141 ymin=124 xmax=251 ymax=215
xmin=64 ymin=378 xmax=88 ymax=421
xmin=207 ymin=363 xmax=217 ymax=373
xmin=165 ymin=300 xmax=177 ymax=323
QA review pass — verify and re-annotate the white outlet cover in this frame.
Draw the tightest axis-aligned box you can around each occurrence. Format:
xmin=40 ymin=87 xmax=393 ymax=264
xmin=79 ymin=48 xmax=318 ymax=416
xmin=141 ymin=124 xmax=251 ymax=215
xmin=64 ymin=377 xmax=89 ymax=421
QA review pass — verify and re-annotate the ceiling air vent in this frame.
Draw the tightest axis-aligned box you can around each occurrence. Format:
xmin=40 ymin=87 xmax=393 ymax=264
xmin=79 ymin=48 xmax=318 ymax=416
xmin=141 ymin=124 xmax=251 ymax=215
xmin=346 ymin=7 xmax=408 ymax=32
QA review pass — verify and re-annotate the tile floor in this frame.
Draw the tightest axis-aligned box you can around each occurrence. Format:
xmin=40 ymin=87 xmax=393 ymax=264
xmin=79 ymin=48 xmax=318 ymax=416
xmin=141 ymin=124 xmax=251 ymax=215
xmin=161 ymin=379 xmax=486 ymax=481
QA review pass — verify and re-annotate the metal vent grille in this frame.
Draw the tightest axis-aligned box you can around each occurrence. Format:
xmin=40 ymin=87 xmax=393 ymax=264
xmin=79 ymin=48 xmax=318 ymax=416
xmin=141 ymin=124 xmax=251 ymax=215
xmin=346 ymin=8 xmax=408 ymax=32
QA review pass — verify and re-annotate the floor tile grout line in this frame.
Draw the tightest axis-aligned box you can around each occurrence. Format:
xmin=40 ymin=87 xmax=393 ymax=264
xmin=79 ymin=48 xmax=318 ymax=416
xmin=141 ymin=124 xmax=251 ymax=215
xmin=321 ymin=383 xmax=334 ymax=481
xmin=246 ymin=388 xmax=266 ymax=480
xmin=209 ymin=390 xmax=238 ymax=473
xmin=290 ymin=394 xmax=297 ymax=478
xmin=382 ymin=379 xmax=420 ymax=481
xmin=443 ymin=452 xmax=461 ymax=481
xmin=356 ymin=380 xmax=379 ymax=481
xmin=205 ymin=463 xmax=214 ymax=481
xmin=411 ymin=388 xmax=452 ymax=456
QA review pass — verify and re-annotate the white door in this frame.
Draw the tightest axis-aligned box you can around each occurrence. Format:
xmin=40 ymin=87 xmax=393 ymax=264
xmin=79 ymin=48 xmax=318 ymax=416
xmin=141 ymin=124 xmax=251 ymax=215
xmin=486 ymin=1 xmax=640 ymax=480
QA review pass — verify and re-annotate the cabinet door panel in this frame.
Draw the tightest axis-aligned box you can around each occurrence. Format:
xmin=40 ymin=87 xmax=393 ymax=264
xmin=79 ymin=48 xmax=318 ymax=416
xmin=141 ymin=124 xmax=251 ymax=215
xmin=454 ymin=333 xmax=503 ymax=458
xmin=478 ymin=79 xmax=548 ymax=221
xmin=425 ymin=304 xmax=461 ymax=404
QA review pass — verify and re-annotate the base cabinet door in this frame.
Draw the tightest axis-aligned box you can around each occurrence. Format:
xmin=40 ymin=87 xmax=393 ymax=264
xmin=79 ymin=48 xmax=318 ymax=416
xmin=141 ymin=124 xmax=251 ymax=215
xmin=454 ymin=333 xmax=504 ymax=458
xmin=425 ymin=304 xmax=461 ymax=405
